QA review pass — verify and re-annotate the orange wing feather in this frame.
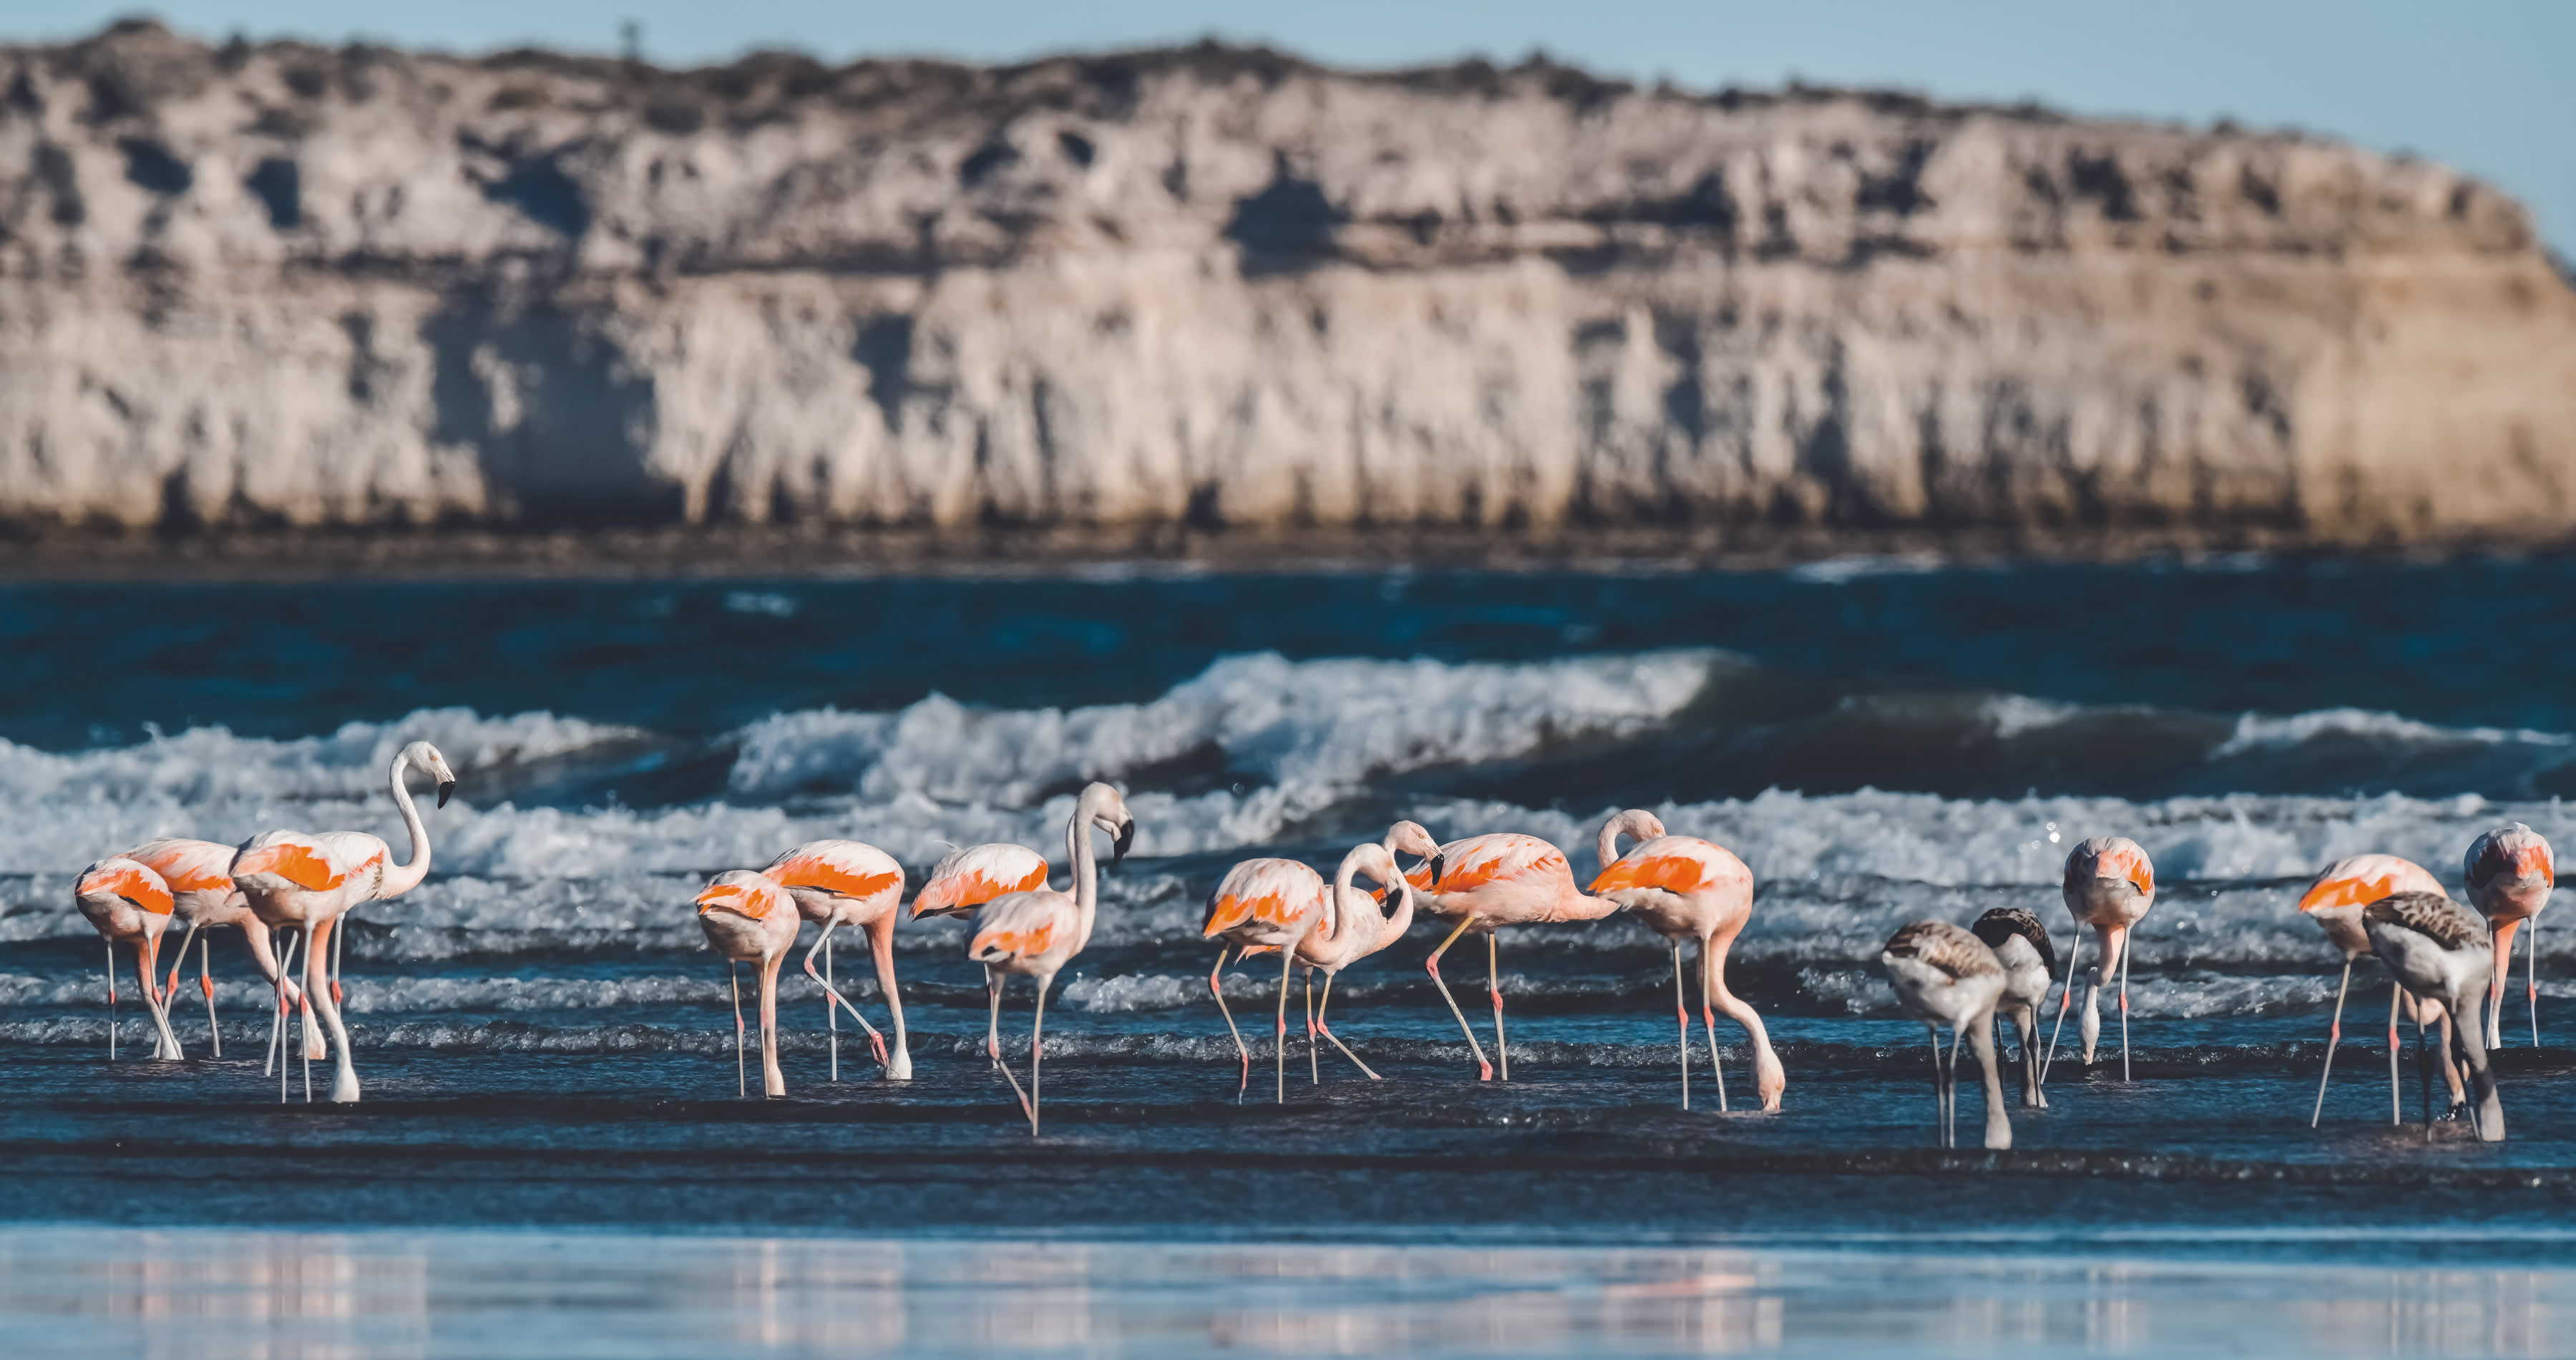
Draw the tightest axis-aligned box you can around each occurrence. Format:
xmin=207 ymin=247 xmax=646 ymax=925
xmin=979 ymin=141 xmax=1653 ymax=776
xmin=235 ymin=841 xmax=347 ymax=892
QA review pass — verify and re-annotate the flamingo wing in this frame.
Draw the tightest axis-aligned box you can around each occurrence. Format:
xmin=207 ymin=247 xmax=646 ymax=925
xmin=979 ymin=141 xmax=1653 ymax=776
xmin=1422 ymin=833 xmax=1567 ymax=893
xmin=766 ymin=839 xmax=904 ymax=901
xmin=915 ymin=843 xmax=1051 ymax=917
xmin=1201 ymin=858 xmax=1326 ymax=939
xmin=232 ymin=832 xmax=358 ymax=893
xmin=2301 ymin=854 xmax=2442 ymax=912
xmin=130 ymin=838 xmax=238 ymax=898
xmin=967 ymin=890 xmax=1076 ymax=963
xmin=1589 ymin=836 xmax=1748 ymax=896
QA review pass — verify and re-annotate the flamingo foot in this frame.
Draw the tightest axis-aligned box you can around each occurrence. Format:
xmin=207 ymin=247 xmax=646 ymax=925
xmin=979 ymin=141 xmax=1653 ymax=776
xmin=869 ymin=1031 xmax=889 ymax=1069
xmin=1476 ymin=1062 xmax=1494 ymax=1082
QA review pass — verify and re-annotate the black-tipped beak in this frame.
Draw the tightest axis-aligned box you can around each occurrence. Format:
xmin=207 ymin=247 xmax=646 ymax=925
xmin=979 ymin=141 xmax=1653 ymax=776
xmin=436 ymin=779 xmax=457 ymax=810
xmin=1111 ymin=819 xmax=1134 ymax=865
xmin=1426 ymin=853 xmax=1445 ymax=886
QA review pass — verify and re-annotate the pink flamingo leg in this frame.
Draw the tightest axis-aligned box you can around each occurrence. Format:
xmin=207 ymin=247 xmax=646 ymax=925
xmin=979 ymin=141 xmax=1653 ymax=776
xmin=104 ymin=940 xmax=117 ymax=1062
xmin=1424 ymin=918 xmax=1493 ymax=1080
xmin=989 ymin=972 xmax=1033 ymax=1125
xmin=730 ymin=961 xmax=747 ymax=1099
xmin=1208 ymin=946 xmax=1249 ymax=1097
xmin=1672 ymin=943 xmax=1692 ymax=1111
xmin=1273 ymin=944 xmax=1292 ymax=1104
xmin=2310 ymin=957 xmax=2352 ymax=1128
xmin=1488 ymin=932 xmax=1509 ymax=1083
xmin=1314 ymin=973 xmax=1380 ymax=1080
xmin=1304 ymin=969 xmax=1319 ymax=1087
xmin=199 ymin=933 xmax=220 ymax=1059
xmin=802 ymin=923 xmax=890 ymax=1076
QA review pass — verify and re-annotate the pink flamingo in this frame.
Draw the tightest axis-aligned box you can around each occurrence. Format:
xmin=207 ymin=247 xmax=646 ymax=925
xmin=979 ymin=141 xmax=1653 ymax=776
xmin=1387 ymin=818 xmax=1619 ymax=1082
xmin=2299 ymin=854 xmax=2465 ymax=1125
xmin=1590 ymin=808 xmax=1785 ymax=1112
xmin=230 ymin=740 xmax=455 ymax=1104
xmin=2464 ymin=823 xmax=2553 ymax=1047
xmin=2044 ymin=836 xmax=2155 ymax=1082
xmin=72 ymin=857 xmax=182 ymax=1061
xmin=1200 ymin=857 xmax=1324 ymax=1102
xmin=912 ymin=842 xmax=1052 ymax=1067
xmin=1287 ymin=842 xmax=1418 ymax=1083
xmin=763 ymin=840 xmax=909 ymax=1081
xmin=127 ymin=837 xmax=300 ymax=1060
xmin=967 ymin=782 xmax=1134 ymax=1135
xmin=695 ymin=870 xmax=803 ymax=1098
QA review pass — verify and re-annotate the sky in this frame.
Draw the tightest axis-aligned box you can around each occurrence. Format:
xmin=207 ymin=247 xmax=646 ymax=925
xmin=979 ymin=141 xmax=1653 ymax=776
xmin=21 ymin=2 xmax=2575 ymax=256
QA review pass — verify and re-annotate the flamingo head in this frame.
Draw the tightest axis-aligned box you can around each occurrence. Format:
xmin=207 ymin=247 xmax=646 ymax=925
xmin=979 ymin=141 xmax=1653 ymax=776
xmin=1076 ymin=782 xmax=1136 ymax=865
xmin=696 ymin=870 xmax=786 ymax=921
xmin=75 ymin=856 xmax=172 ymax=921
xmin=401 ymin=740 xmax=459 ymax=809
xmin=2065 ymin=835 xmax=2154 ymax=903
xmin=1383 ymin=820 xmax=1443 ymax=885
xmin=2471 ymin=822 xmax=2555 ymax=890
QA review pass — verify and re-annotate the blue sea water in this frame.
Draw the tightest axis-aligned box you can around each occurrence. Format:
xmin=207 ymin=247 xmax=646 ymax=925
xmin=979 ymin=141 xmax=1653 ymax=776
xmin=5 ymin=556 xmax=2576 ymax=1355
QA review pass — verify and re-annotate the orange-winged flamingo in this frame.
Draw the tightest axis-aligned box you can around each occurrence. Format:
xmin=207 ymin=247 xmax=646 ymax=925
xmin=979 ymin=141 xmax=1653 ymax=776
xmin=1971 ymin=907 xmax=2056 ymax=1109
xmin=1590 ymin=808 xmax=1785 ymax=1112
xmin=230 ymin=740 xmax=455 ymax=1104
xmin=73 ymin=857 xmax=182 ymax=1061
xmin=763 ymin=840 xmax=909 ymax=1082
xmin=912 ymin=842 xmax=1051 ymax=1068
xmin=2465 ymin=823 xmax=2553 ymax=1047
xmin=2299 ymin=854 xmax=2464 ymax=1126
xmin=1881 ymin=920 xmax=2010 ymax=1150
xmin=128 ymin=837 xmax=298 ymax=1060
xmin=1288 ymin=842 xmax=1418 ymax=1082
xmin=2366 ymin=890 xmax=2503 ymax=1141
xmin=1388 ymin=818 xmax=1617 ymax=1082
xmin=695 ymin=870 xmax=803 ymax=1098
xmin=2045 ymin=836 xmax=2155 ymax=1082
xmin=1200 ymin=857 xmax=1324 ymax=1102
xmin=967 ymin=782 xmax=1134 ymax=1135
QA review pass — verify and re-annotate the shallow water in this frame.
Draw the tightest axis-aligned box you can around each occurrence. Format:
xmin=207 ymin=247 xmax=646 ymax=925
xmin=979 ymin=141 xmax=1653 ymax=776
xmin=8 ymin=559 xmax=2576 ymax=1353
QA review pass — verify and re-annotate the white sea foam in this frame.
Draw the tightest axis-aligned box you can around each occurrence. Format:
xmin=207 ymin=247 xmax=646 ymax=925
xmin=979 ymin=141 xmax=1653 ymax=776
xmin=2212 ymin=708 xmax=2575 ymax=757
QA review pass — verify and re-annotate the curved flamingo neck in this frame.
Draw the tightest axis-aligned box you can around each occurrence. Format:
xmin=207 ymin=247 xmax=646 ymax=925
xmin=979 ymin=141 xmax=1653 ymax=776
xmin=1068 ymin=805 xmax=1099 ymax=953
xmin=376 ymin=751 xmax=433 ymax=898
xmin=1596 ymin=822 xmax=1629 ymax=871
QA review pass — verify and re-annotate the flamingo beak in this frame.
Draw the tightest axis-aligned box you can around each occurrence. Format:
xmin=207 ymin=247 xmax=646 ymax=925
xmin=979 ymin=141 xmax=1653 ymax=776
xmin=436 ymin=779 xmax=457 ymax=810
xmin=1427 ymin=853 xmax=1445 ymax=885
xmin=1111 ymin=819 xmax=1134 ymax=865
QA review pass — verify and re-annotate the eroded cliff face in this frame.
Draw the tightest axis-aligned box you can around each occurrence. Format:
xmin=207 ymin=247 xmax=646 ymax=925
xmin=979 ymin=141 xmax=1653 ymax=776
xmin=3 ymin=21 xmax=2572 ymax=545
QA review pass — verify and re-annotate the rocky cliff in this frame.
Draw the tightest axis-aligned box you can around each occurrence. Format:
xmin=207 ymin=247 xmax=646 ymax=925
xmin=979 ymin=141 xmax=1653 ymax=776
xmin=3 ymin=20 xmax=2572 ymax=555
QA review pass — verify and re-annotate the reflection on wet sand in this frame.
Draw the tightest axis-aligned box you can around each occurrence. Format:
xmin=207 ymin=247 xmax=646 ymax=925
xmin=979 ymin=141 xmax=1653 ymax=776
xmin=0 ymin=1228 xmax=2567 ymax=1357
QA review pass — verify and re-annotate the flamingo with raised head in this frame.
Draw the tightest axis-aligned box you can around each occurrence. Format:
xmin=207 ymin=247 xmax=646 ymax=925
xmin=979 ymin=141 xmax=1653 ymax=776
xmin=1590 ymin=808 xmax=1785 ymax=1112
xmin=1971 ymin=907 xmax=2056 ymax=1109
xmin=1881 ymin=920 xmax=2010 ymax=1150
xmin=73 ymin=857 xmax=182 ymax=1061
xmin=1200 ymin=857 xmax=1324 ymax=1102
xmin=230 ymin=740 xmax=455 ymax=1104
xmin=763 ymin=839 xmax=909 ymax=1082
xmin=1288 ymin=842 xmax=1418 ymax=1082
xmin=2465 ymin=823 xmax=2553 ymax=1047
xmin=1387 ymin=818 xmax=1616 ymax=1082
xmin=912 ymin=842 xmax=1051 ymax=1067
xmin=127 ymin=837 xmax=299 ymax=1060
xmin=967 ymin=783 xmax=1134 ymax=1135
xmin=2045 ymin=836 xmax=2155 ymax=1082
xmin=696 ymin=870 xmax=803 ymax=1098
xmin=2365 ymin=890 xmax=2504 ymax=1142
xmin=2299 ymin=854 xmax=2464 ymax=1126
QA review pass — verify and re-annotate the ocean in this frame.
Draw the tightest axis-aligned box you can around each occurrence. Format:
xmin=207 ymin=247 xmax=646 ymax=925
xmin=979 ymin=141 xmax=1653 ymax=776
xmin=4 ymin=558 xmax=2575 ymax=1356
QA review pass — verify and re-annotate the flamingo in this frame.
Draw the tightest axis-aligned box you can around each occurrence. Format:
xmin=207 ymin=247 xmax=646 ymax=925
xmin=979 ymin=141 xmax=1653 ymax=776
xmin=1880 ymin=920 xmax=2011 ymax=1150
xmin=2299 ymin=854 xmax=2464 ymax=1126
xmin=230 ymin=740 xmax=455 ymax=1104
xmin=1387 ymin=818 xmax=1616 ymax=1082
xmin=2365 ymin=890 xmax=2504 ymax=1142
xmin=1971 ymin=907 xmax=2055 ymax=1109
xmin=72 ymin=857 xmax=183 ymax=1061
xmin=695 ymin=870 xmax=803 ymax=1098
xmin=912 ymin=842 xmax=1051 ymax=1067
xmin=127 ymin=837 xmax=300 ymax=1060
xmin=966 ymin=782 xmax=1134 ymax=1135
xmin=1199 ymin=857 xmax=1324 ymax=1102
xmin=1589 ymin=808 xmax=1786 ymax=1112
xmin=2464 ymin=823 xmax=2553 ymax=1047
xmin=2044 ymin=836 xmax=2155 ymax=1082
xmin=762 ymin=839 xmax=909 ymax=1082
xmin=1287 ymin=842 xmax=1418 ymax=1083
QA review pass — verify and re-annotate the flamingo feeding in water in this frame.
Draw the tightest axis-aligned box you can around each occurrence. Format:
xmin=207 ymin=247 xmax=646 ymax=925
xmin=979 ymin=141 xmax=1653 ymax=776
xmin=2299 ymin=854 xmax=2464 ymax=1127
xmin=912 ymin=842 xmax=1051 ymax=1067
xmin=695 ymin=870 xmax=804 ymax=1098
xmin=1201 ymin=857 xmax=1324 ymax=1102
xmin=1590 ymin=808 xmax=1785 ymax=1112
xmin=762 ymin=839 xmax=909 ymax=1081
xmin=2046 ymin=836 xmax=2155 ymax=1082
xmin=1971 ymin=907 xmax=2055 ymax=1109
xmin=2364 ymin=890 xmax=2504 ymax=1142
xmin=1287 ymin=842 xmax=1418 ymax=1083
xmin=1881 ymin=920 xmax=2011 ymax=1150
xmin=967 ymin=782 xmax=1134 ymax=1135
xmin=1390 ymin=819 xmax=1618 ymax=1082
xmin=73 ymin=857 xmax=182 ymax=1061
xmin=2464 ymin=823 xmax=2553 ymax=1047
xmin=128 ymin=837 xmax=299 ymax=1059
xmin=230 ymin=740 xmax=455 ymax=1104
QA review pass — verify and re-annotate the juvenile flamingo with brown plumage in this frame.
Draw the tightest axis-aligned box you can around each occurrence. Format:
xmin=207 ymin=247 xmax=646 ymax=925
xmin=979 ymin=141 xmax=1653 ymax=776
xmin=2298 ymin=854 xmax=2464 ymax=1126
xmin=1881 ymin=920 xmax=2011 ymax=1150
xmin=1589 ymin=809 xmax=1785 ymax=1112
xmin=1387 ymin=819 xmax=1619 ymax=1082
xmin=1972 ymin=907 xmax=2055 ymax=1109
xmin=967 ymin=783 xmax=1135 ymax=1135
xmin=2365 ymin=890 xmax=2504 ymax=1141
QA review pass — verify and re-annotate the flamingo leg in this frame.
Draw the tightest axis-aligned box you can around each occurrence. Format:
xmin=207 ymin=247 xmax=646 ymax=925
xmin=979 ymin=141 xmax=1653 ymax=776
xmin=757 ymin=951 xmax=786 ymax=1098
xmin=1314 ymin=973 xmax=1380 ymax=1080
xmin=801 ymin=921 xmax=889 ymax=1075
xmin=1948 ymin=1026 xmax=1966 ymax=1149
xmin=2532 ymin=913 xmax=2542 ymax=1049
xmin=306 ymin=918 xmax=359 ymax=1102
xmin=1969 ymin=1009 xmax=2011 ymax=1150
xmin=1209 ymin=946 xmax=1249 ymax=1097
xmin=200 ymin=931 xmax=220 ymax=1059
xmin=867 ymin=915 xmax=910 ymax=1080
xmin=268 ymin=928 xmax=299 ymax=1089
xmin=2416 ymin=1005 xmax=2434 ymax=1137
xmin=1303 ymin=968 xmax=1319 ymax=1087
xmin=2387 ymin=981 xmax=2403 ymax=1126
xmin=1029 ymin=976 xmax=1050 ymax=1137
xmin=2117 ymin=932 xmax=2133 ymax=1083
xmin=1274 ymin=943 xmax=1292 ymax=1104
xmin=330 ymin=914 xmax=346 ymax=1007
xmin=1926 ymin=1026 xmax=1943 ymax=1147
xmin=2456 ymin=985 xmax=2505 ymax=1142
xmin=1698 ymin=939 xmax=1729 ymax=1112
xmin=1672 ymin=943 xmax=1691 ymax=1111
xmin=730 ymin=961 xmax=746 ymax=1099
xmin=1487 ymin=932 xmax=1508 ymax=1083
xmin=2040 ymin=926 xmax=2084 ymax=1084
xmin=135 ymin=932 xmax=181 ymax=1062
xmin=2489 ymin=921 xmax=2512 ymax=1044
xmin=2311 ymin=957 xmax=2353 ymax=1128
xmin=1424 ymin=918 xmax=1493 ymax=1081
xmin=104 ymin=940 xmax=117 ymax=1062
xmin=988 ymin=971 xmax=1033 ymax=1126
xmin=167 ymin=921 xmax=201 ymax=1006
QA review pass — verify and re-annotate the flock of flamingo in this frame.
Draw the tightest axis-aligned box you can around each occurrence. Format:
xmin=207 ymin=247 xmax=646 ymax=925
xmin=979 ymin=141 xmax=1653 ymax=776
xmin=65 ymin=742 xmax=2557 ymax=1149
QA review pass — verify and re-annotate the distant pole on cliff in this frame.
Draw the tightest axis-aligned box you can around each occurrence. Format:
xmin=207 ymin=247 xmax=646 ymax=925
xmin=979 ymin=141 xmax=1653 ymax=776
xmin=621 ymin=21 xmax=644 ymax=64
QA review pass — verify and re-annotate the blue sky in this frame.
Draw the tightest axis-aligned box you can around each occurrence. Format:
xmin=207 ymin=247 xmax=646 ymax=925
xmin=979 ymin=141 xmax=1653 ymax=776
xmin=25 ymin=2 xmax=2575 ymax=256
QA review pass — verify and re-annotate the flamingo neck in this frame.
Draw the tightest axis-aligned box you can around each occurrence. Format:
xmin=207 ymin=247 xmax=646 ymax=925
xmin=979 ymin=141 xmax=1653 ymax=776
xmin=1596 ymin=822 xmax=1629 ymax=871
xmin=377 ymin=751 xmax=433 ymax=898
xmin=1068 ymin=807 xmax=1098 ymax=953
